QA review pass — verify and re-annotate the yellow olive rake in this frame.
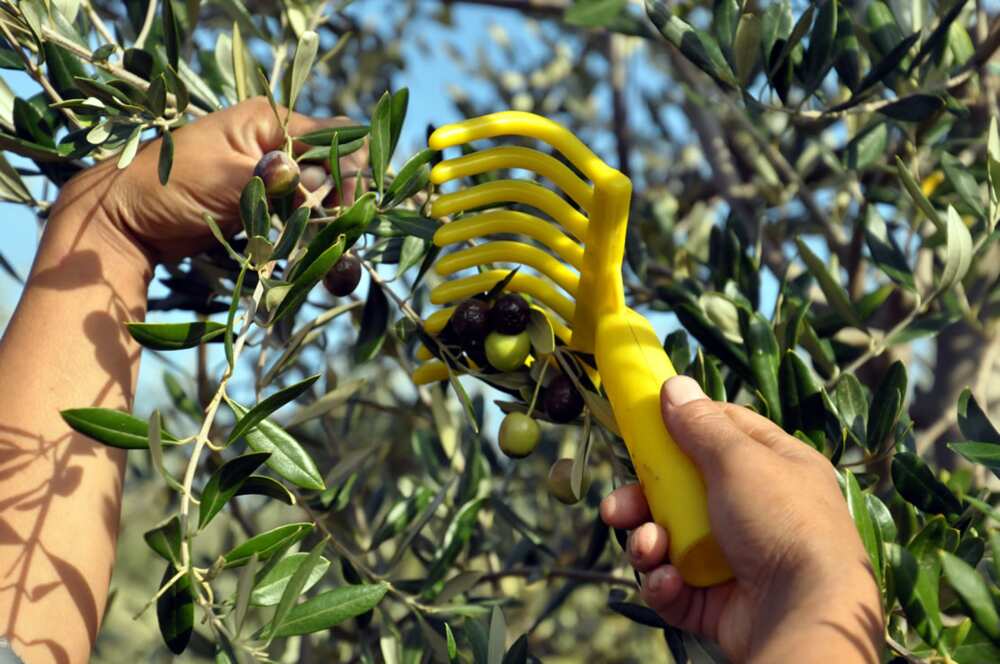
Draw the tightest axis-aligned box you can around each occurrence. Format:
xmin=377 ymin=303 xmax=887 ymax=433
xmin=411 ymin=111 xmax=731 ymax=587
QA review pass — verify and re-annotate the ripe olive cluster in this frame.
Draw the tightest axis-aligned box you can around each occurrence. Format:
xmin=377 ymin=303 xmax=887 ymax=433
xmin=439 ymin=292 xmax=588 ymax=504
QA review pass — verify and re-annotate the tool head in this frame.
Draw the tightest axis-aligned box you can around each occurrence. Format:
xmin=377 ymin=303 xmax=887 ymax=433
xmin=412 ymin=111 xmax=632 ymax=384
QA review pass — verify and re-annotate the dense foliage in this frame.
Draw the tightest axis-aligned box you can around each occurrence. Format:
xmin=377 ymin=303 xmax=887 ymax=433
xmin=2 ymin=0 xmax=1000 ymax=662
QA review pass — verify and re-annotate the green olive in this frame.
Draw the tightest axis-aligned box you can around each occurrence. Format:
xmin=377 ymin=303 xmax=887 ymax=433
xmin=498 ymin=412 xmax=541 ymax=458
xmin=484 ymin=330 xmax=531 ymax=372
xmin=547 ymin=458 xmax=589 ymax=505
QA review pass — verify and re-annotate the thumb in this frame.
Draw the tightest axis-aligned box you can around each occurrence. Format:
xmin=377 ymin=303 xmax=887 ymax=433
xmin=660 ymin=376 xmax=754 ymax=480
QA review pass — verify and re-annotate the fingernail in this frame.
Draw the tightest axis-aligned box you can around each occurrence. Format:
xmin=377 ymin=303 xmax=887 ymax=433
xmin=663 ymin=375 xmax=707 ymax=407
xmin=603 ymin=494 xmax=617 ymax=514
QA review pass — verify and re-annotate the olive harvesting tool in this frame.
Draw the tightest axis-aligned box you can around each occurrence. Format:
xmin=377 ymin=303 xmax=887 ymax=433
xmin=410 ymin=111 xmax=732 ymax=587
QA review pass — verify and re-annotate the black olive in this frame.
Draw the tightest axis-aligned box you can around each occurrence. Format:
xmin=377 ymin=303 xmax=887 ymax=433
xmin=323 ymin=254 xmax=362 ymax=296
xmin=544 ymin=373 xmax=584 ymax=423
xmin=490 ymin=293 xmax=530 ymax=334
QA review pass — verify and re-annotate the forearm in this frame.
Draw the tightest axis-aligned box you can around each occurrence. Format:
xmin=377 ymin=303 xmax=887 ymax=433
xmin=0 ymin=198 xmax=151 ymax=664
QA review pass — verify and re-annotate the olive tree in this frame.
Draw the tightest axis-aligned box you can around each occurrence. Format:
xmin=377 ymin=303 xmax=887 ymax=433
xmin=1 ymin=0 xmax=1000 ymax=662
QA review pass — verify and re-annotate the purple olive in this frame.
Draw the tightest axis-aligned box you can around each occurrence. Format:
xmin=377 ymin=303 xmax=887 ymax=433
xmin=254 ymin=150 xmax=301 ymax=197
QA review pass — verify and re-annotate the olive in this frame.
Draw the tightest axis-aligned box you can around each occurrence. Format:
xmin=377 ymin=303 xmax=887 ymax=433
xmin=323 ymin=254 xmax=362 ymax=296
xmin=547 ymin=458 xmax=589 ymax=505
xmin=450 ymin=298 xmax=491 ymax=342
xmin=484 ymin=331 xmax=531 ymax=372
xmin=498 ymin=412 xmax=541 ymax=458
xmin=490 ymin=293 xmax=530 ymax=334
xmin=543 ymin=373 xmax=584 ymax=423
xmin=463 ymin=337 xmax=490 ymax=369
xmin=254 ymin=150 xmax=300 ymax=197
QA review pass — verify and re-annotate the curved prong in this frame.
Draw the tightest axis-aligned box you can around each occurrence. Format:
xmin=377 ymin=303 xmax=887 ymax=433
xmin=430 ymin=270 xmax=575 ymax=323
xmin=434 ymin=241 xmax=579 ymax=297
xmin=433 ymin=210 xmax=584 ymax=270
xmin=430 ymin=180 xmax=587 ymax=242
xmin=431 ymin=146 xmax=594 ymax=211
xmin=428 ymin=111 xmax=621 ymax=187
xmin=413 ymin=360 xmax=449 ymax=384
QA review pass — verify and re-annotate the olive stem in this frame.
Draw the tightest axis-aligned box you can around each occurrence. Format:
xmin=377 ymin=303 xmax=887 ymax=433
xmin=526 ymin=359 xmax=549 ymax=416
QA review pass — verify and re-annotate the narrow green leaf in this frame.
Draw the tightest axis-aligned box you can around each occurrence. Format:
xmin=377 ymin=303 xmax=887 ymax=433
xmin=273 ymin=206 xmax=310 ymax=261
xmin=645 ymin=0 xmax=737 ymax=89
xmin=228 ymin=401 xmax=325 ymax=490
xmin=225 ymin=262 xmax=247 ymax=368
xmin=891 ymin=451 xmax=963 ymax=515
xmin=117 ymin=125 xmax=142 ymax=169
xmin=370 ymin=91 xmax=392 ymax=196
xmin=942 ymin=152 xmax=985 ymax=220
xmin=250 ymin=551 xmax=330 ymax=607
xmin=60 ymin=408 xmax=178 ymax=450
xmin=795 ymin=238 xmax=860 ymax=326
xmin=879 ymin=94 xmax=944 ymax=122
xmin=804 ymin=0 xmax=837 ymax=87
xmin=864 ymin=207 xmax=914 ymax=290
xmin=198 ymin=452 xmax=271 ymax=529
xmin=162 ymin=0 xmax=181 ymax=72
xmin=856 ymin=31 xmax=919 ymax=95
xmin=833 ymin=373 xmax=868 ymax=446
xmin=287 ymin=29 xmax=318 ymax=113
xmin=146 ymin=74 xmax=167 ymax=116
xmin=271 ymin=236 xmax=347 ymax=323
xmin=268 ymin=537 xmax=328 ymax=638
xmin=329 ymin=130 xmax=342 ymax=198
xmin=940 ymin=550 xmax=1000 ymax=641
xmin=223 ymin=522 xmax=314 ymax=567
xmin=355 ymin=282 xmax=390 ymax=363
xmin=886 ymin=543 xmax=942 ymax=648
xmin=289 ymin=192 xmax=375 ymax=281
xmin=947 ymin=442 xmax=1000 ymax=480
xmin=270 ymin=583 xmax=388 ymax=637
xmin=896 ymin=156 xmax=943 ymax=229
xmin=488 ymin=606 xmax=506 ymax=664
xmin=388 ymin=88 xmax=409 ymax=160
xmin=234 ymin=553 xmax=258 ymax=636
xmin=234 ymin=475 xmax=296 ymax=504
xmin=144 ymin=515 xmax=183 ymax=566
xmin=227 ymin=375 xmax=320 ymax=445
xmin=157 ymin=564 xmax=193 ymax=655
xmin=383 ymin=148 xmax=435 ymax=207
xmin=843 ymin=470 xmax=882 ymax=587
xmin=240 ymin=176 xmax=269 ymax=239
xmin=126 ymin=321 xmax=226 ymax=351
xmin=743 ymin=312 xmax=782 ymax=426
xmin=295 ymin=125 xmax=370 ymax=146
xmin=844 ymin=122 xmax=888 ymax=172
xmin=866 ymin=360 xmax=906 ymax=453
xmin=938 ymin=206 xmax=973 ymax=293
xmin=957 ymin=388 xmax=1000 ymax=444
xmin=158 ymin=129 xmax=173 ymax=185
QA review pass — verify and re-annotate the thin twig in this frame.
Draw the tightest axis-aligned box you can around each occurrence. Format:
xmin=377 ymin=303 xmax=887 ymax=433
xmin=478 ymin=565 xmax=637 ymax=589
xmin=82 ymin=0 xmax=117 ymax=46
xmin=0 ymin=22 xmax=81 ymax=128
xmin=134 ymin=0 xmax=158 ymax=49
xmin=37 ymin=25 xmax=209 ymax=117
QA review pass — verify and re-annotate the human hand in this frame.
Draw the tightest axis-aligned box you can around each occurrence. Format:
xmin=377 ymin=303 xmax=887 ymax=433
xmin=601 ymin=375 xmax=883 ymax=663
xmin=53 ymin=96 xmax=365 ymax=271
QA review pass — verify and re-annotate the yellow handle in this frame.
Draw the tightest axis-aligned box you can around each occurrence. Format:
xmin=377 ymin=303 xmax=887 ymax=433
xmin=596 ymin=309 xmax=731 ymax=586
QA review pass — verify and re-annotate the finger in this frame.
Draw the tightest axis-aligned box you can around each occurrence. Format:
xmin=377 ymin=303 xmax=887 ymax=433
xmin=718 ymin=402 xmax=808 ymax=456
xmin=600 ymin=484 xmax=651 ymax=529
xmin=642 ymin=566 xmax=734 ymax=640
xmin=628 ymin=522 xmax=669 ymax=572
xmin=660 ymin=376 xmax=759 ymax=478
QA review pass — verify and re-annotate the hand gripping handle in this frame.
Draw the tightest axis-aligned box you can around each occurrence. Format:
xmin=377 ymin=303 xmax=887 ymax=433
xmin=595 ymin=309 xmax=733 ymax=587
